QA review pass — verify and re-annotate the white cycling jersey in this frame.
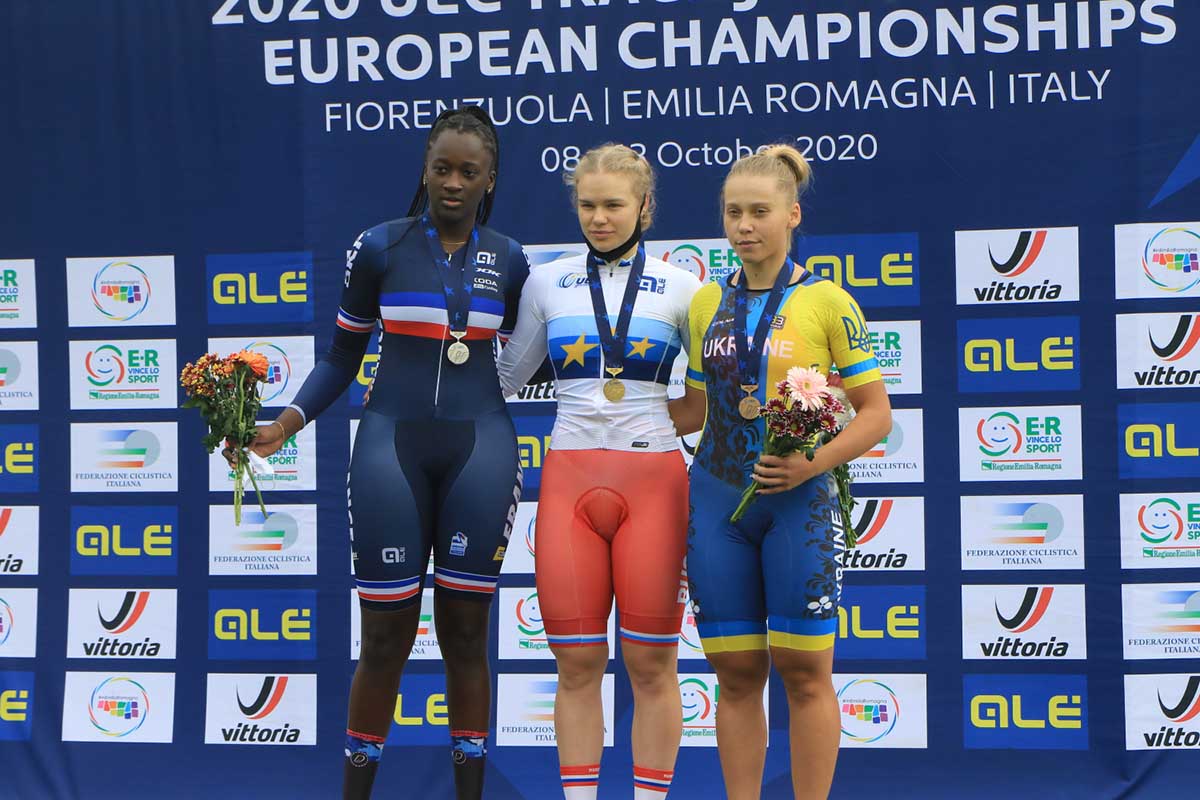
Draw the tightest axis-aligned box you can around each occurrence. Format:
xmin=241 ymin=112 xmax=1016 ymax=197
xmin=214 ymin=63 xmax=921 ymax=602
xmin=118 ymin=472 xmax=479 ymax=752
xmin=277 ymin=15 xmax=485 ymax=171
xmin=498 ymin=252 xmax=701 ymax=452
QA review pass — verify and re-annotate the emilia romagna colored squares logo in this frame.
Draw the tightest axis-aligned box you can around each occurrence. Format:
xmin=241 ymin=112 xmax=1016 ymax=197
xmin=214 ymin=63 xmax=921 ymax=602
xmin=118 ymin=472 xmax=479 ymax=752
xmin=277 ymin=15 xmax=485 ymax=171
xmin=388 ymin=674 xmax=449 ymax=746
xmin=958 ymin=316 xmax=1079 ymax=391
xmin=794 ymin=232 xmax=920 ymax=307
xmin=1142 ymin=227 xmax=1200 ymax=293
xmin=0 ymin=425 xmax=37 ymax=492
xmin=0 ymin=672 xmax=34 ymax=741
xmin=207 ymin=253 xmax=313 ymax=324
xmin=1120 ymin=403 xmax=1200 ymax=479
xmin=209 ymin=590 xmax=315 ymax=660
xmin=1138 ymin=497 xmax=1200 ymax=559
xmin=71 ymin=506 xmax=178 ymax=576
xmin=92 ymin=262 xmax=151 ymax=321
xmin=89 ymin=676 xmax=150 ymax=738
xmin=964 ymin=674 xmax=1087 ymax=750
xmin=838 ymin=679 xmax=899 ymax=744
xmin=835 ymin=585 xmax=924 ymax=659
xmin=84 ymin=344 xmax=162 ymax=402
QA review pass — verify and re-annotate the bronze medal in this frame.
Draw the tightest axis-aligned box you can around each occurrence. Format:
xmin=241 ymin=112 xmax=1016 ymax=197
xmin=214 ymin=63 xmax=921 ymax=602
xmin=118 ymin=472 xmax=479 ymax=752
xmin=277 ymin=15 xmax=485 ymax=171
xmin=738 ymin=394 xmax=761 ymax=420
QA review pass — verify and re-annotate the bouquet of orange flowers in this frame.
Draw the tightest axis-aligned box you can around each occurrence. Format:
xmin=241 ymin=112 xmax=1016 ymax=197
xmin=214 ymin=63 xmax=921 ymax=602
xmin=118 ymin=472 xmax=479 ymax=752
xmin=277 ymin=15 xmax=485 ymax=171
xmin=730 ymin=367 xmax=858 ymax=548
xmin=180 ymin=351 xmax=270 ymax=525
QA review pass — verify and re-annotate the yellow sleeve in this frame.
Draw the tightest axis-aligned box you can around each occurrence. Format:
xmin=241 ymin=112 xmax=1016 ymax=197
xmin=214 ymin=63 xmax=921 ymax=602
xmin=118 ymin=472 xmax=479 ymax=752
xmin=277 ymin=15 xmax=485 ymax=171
xmin=686 ymin=283 xmax=721 ymax=392
xmin=821 ymin=283 xmax=882 ymax=390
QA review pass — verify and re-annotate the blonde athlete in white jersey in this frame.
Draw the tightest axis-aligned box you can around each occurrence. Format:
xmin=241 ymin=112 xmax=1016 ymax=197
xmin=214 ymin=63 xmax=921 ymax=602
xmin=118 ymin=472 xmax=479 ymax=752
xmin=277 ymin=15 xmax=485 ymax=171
xmin=498 ymin=145 xmax=700 ymax=799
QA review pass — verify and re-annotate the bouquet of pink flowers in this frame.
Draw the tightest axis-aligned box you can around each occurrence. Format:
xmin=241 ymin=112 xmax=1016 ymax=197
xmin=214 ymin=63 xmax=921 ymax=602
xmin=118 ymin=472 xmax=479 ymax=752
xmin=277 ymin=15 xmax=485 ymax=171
xmin=730 ymin=367 xmax=858 ymax=547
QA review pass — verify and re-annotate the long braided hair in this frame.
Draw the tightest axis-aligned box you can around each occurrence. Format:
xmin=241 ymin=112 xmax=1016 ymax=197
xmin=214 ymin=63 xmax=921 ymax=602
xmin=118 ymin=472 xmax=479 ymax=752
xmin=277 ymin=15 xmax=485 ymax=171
xmin=406 ymin=105 xmax=500 ymax=225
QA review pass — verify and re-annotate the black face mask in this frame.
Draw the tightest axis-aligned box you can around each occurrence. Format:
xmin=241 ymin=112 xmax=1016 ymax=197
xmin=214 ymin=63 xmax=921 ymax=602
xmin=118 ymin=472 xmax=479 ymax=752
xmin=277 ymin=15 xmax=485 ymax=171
xmin=586 ymin=196 xmax=647 ymax=263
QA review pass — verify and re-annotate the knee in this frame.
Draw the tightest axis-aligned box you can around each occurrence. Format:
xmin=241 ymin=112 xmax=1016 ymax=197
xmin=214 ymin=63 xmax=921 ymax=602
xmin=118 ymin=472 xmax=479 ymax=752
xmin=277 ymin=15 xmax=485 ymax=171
xmin=360 ymin=623 xmax=412 ymax=671
xmin=776 ymin=662 xmax=832 ymax=705
xmin=711 ymin=657 xmax=770 ymax=700
xmin=623 ymin=651 xmax=677 ymax=693
xmin=437 ymin=616 xmax=489 ymax=667
xmin=555 ymin=650 xmax=608 ymax=692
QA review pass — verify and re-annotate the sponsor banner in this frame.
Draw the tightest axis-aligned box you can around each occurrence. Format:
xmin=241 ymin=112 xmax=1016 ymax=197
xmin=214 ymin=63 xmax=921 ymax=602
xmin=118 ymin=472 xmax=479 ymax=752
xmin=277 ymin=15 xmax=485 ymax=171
xmin=70 ymin=506 xmax=177 ymax=576
xmin=66 ymin=256 xmax=177 ymax=327
xmin=208 ymin=421 xmax=316 ymax=491
xmin=209 ymin=505 xmax=316 ymax=576
xmin=678 ymin=589 xmax=705 ymax=661
xmin=70 ymin=422 xmax=178 ymax=493
xmin=513 ymin=409 xmax=555 ymax=499
xmin=387 ymin=673 xmax=450 ymax=745
xmin=347 ymin=331 xmax=380 ymax=408
xmin=958 ymin=405 xmax=1083 ymax=481
xmin=62 ymin=672 xmax=175 ymax=743
xmin=0 ymin=341 xmax=38 ymax=410
xmin=955 ymin=227 xmax=1080 ymax=304
xmin=1119 ymin=403 xmax=1200 ymax=479
xmin=867 ymin=320 xmax=922 ymax=395
xmin=1116 ymin=312 xmax=1200 ymax=389
xmin=836 ymin=673 xmax=928 ymax=749
xmin=960 ymin=495 xmax=1085 ymax=571
xmin=68 ymin=339 xmax=177 ymax=409
xmin=1115 ymin=223 xmax=1200 ymax=299
xmin=1124 ymin=673 xmax=1200 ymax=750
xmin=1122 ymin=583 xmax=1200 ymax=659
xmin=66 ymin=589 xmax=177 ymax=660
xmin=351 ymin=589 xmax=441 ymax=661
xmin=0 ymin=671 xmax=34 ymax=740
xmin=524 ymin=243 xmax=588 ymax=270
xmin=0 ymin=425 xmax=38 ymax=492
xmin=500 ymin=502 xmax=537 ymax=575
xmin=957 ymin=316 xmax=1079 ymax=392
xmin=848 ymin=409 xmax=924 ymax=484
xmin=206 ymin=336 xmax=315 ymax=408
xmin=1120 ymin=493 xmax=1200 ymax=569
xmin=963 ymin=674 xmax=1088 ymax=750
xmin=844 ymin=496 xmax=925 ymax=572
xmin=0 ymin=589 xmax=37 ymax=658
xmin=961 ymin=585 xmax=1087 ymax=660
xmin=209 ymin=590 xmax=316 ymax=660
xmin=795 ymin=233 xmax=920 ymax=307
xmin=646 ymin=237 xmax=741 ymax=285
xmin=496 ymin=673 xmax=614 ymax=747
xmin=497 ymin=588 xmax=616 ymax=660
xmin=0 ymin=506 xmax=39 ymax=576
xmin=678 ymin=672 xmax=769 ymax=748
xmin=207 ymin=252 xmax=313 ymax=324
xmin=0 ymin=260 xmax=37 ymax=328
xmin=836 ymin=585 xmax=925 ymax=660
xmin=204 ymin=673 xmax=316 ymax=746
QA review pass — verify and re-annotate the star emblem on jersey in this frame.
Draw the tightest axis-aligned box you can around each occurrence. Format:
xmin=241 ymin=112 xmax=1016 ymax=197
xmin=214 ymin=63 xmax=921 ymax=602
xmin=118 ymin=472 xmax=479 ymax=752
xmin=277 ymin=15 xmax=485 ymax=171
xmin=627 ymin=337 xmax=656 ymax=358
xmin=560 ymin=333 xmax=599 ymax=368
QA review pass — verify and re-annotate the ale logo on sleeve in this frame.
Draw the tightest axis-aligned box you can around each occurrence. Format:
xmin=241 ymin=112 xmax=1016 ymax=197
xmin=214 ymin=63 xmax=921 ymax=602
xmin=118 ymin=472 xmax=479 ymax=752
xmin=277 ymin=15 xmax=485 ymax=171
xmin=0 ymin=507 xmax=39 ymax=575
xmin=962 ymin=585 xmax=1086 ymax=660
xmin=1116 ymin=313 xmax=1200 ymax=388
xmin=207 ymin=253 xmax=313 ymax=323
xmin=210 ymin=590 xmax=316 ymax=660
xmin=844 ymin=497 xmax=925 ymax=572
xmin=836 ymin=585 xmax=924 ymax=659
xmin=0 ymin=342 xmax=38 ymax=410
xmin=836 ymin=674 xmax=928 ymax=749
xmin=204 ymin=673 xmax=316 ymax=745
xmin=958 ymin=316 xmax=1079 ymax=391
xmin=66 ymin=589 xmax=177 ymax=659
xmin=0 ymin=672 xmax=34 ymax=740
xmin=207 ymin=336 xmax=315 ymax=407
xmin=1124 ymin=674 xmax=1200 ymax=749
xmin=71 ymin=506 xmax=177 ymax=576
xmin=849 ymin=410 xmax=924 ymax=484
xmin=1122 ymin=583 xmax=1200 ymax=659
xmin=0 ymin=260 xmax=37 ymax=328
xmin=62 ymin=672 xmax=175 ymax=742
xmin=0 ymin=589 xmax=37 ymax=657
xmin=67 ymin=256 xmax=177 ymax=327
xmin=795 ymin=233 xmax=920 ymax=307
xmin=69 ymin=340 xmax=177 ymax=409
xmin=348 ymin=332 xmax=380 ymax=408
xmin=208 ymin=506 xmax=316 ymax=576
xmin=677 ymin=674 xmax=768 ymax=748
xmin=70 ymin=422 xmax=178 ymax=492
xmin=964 ymin=674 xmax=1087 ymax=749
xmin=959 ymin=406 xmax=1082 ymax=481
xmin=955 ymin=227 xmax=1079 ymax=304
xmin=864 ymin=321 xmax=922 ymax=394
xmin=1120 ymin=403 xmax=1200 ymax=479
xmin=209 ymin=421 xmax=316 ymax=491
xmin=496 ymin=674 xmax=614 ymax=747
xmin=1115 ymin=223 xmax=1200 ymax=298
xmin=960 ymin=496 xmax=1085 ymax=571
xmin=0 ymin=425 xmax=38 ymax=492
xmin=1120 ymin=493 xmax=1200 ymax=568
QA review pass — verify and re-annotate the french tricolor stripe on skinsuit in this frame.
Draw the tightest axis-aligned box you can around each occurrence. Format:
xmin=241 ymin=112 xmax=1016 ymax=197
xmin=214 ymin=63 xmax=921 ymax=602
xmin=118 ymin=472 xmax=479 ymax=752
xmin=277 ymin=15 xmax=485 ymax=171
xmin=337 ymin=307 xmax=376 ymax=333
xmin=546 ymin=632 xmax=608 ymax=647
xmin=379 ymin=292 xmax=504 ymax=340
xmin=561 ymin=765 xmax=600 ymax=788
xmin=633 ymin=767 xmax=673 ymax=793
xmin=620 ymin=628 xmax=679 ymax=647
xmin=356 ymin=576 xmax=420 ymax=603
xmin=433 ymin=567 xmax=498 ymax=595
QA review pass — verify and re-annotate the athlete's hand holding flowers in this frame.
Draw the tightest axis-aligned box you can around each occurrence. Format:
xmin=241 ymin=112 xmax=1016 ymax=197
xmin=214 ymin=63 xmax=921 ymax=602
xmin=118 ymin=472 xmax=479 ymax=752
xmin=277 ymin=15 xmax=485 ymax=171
xmin=732 ymin=367 xmax=858 ymax=545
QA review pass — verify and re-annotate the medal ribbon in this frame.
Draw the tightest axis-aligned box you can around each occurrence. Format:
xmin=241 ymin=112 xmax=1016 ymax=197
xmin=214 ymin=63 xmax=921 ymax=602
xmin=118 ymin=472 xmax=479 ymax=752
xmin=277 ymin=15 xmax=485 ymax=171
xmin=733 ymin=257 xmax=795 ymax=393
xmin=584 ymin=244 xmax=648 ymax=380
xmin=421 ymin=214 xmax=481 ymax=338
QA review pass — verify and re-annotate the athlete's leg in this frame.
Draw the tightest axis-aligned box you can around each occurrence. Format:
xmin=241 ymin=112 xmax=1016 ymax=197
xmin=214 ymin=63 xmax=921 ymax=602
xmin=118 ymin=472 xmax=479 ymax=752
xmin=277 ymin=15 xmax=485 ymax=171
xmin=706 ymin=650 xmax=771 ymax=800
xmin=433 ymin=593 xmax=494 ymax=800
xmin=770 ymin=646 xmax=838 ymax=800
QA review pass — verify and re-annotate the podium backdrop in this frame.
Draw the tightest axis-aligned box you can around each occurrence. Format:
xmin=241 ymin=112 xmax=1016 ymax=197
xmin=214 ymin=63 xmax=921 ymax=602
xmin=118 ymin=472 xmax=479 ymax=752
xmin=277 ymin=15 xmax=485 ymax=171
xmin=2 ymin=1 xmax=1199 ymax=797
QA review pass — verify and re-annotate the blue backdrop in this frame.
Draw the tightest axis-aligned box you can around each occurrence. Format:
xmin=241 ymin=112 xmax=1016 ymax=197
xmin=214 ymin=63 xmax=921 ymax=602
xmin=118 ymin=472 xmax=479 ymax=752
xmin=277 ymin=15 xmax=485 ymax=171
xmin=2 ymin=1 xmax=1200 ymax=797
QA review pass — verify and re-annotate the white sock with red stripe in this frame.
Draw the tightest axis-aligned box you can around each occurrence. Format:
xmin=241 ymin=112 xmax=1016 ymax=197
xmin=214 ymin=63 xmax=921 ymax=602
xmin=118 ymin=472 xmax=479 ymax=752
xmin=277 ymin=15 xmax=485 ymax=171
xmin=560 ymin=764 xmax=600 ymax=799
xmin=633 ymin=765 xmax=673 ymax=798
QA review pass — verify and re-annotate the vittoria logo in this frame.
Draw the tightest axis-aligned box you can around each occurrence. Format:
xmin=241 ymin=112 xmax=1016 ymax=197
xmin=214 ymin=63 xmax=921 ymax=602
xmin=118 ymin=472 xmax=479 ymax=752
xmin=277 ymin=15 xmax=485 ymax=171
xmin=67 ymin=589 xmax=177 ymax=659
xmin=843 ymin=497 xmax=926 ymax=571
xmin=962 ymin=585 xmax=1087 ymax=660
xmin=206 ymin=674 xmax=315 ymax=745
xmin=956 ymin=227 xmax=1079 ymax=305
xmin=1116 ymin=313 xmax=1200 ymax=389
xmin=0 ymin=506 xmax=39 ymax=575
xmin=1125 ymin=674 xmax=1200 ymax=749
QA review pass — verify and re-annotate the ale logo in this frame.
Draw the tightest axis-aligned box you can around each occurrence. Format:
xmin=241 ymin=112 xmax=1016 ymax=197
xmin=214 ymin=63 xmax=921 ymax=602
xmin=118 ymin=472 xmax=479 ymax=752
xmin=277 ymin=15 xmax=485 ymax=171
xmin=838 ymin=679 xmax=898 ymax=744
xmin=98 ymin=429 xmax=160 ymax=469
xmin=1140 ymin=498 xmax=1185 ymax=544
xmin=996 ymin=587 xmax=1054 ymax=633
xmin=661 ymin=244 xmax=707 ymax=281
xmin=516 ymin=593 xmax=543 ymax=637
xmin=99 ymin=591 xmax=150 ymax=634
xmin=680 ymin=678 xmax=717 ymax=725
xmin=0 ymin=598 xmax=13 ymax=646
xmin=978 ymin=412 xmax=1022 ymax=457
xmin=1142 ymin=227 xmax=1200 ymax=293
xmin=990 ymin=502 xmax=1063 ymax=545
xmin=1160 ymin=676 xmax=1200 ymax=724
xmin=89 ymin=677 xmax=149 ymax=737
xmin=92 ymin=262 xmax=151 ymax=321
xmin=85 ymin=345 xmax=126 ymax=387
xmin=1150 ymin=314 xmax=1200 ymax=361
xmin=990 ymin=230 xmax=1046 ymax=277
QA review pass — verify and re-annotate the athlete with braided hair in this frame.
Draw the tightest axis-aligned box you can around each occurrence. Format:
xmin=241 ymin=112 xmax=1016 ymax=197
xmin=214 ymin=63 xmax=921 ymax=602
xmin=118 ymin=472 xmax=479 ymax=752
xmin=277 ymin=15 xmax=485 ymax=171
xmin=226 ymin=106 xmax=527 ymax=800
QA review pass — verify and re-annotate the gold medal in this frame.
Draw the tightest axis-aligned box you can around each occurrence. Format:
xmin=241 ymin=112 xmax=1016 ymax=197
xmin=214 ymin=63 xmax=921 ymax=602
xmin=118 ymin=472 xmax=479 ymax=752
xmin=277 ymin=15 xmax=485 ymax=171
xmin=446 ymin=331 xmax=469 ymax=365
xmin=738 ymin=385 xmax=761 ymax=420
xmin=603 ymin=366 xmax=625 ymax=402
